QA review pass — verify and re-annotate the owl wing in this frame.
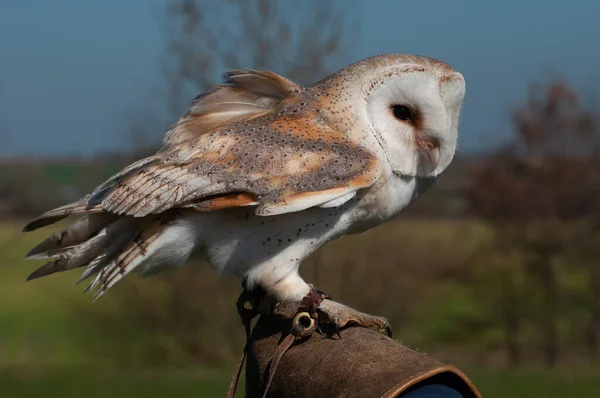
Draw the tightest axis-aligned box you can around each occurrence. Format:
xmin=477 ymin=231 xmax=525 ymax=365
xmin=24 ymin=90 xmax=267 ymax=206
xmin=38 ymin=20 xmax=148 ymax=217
xmin=24 ymin=75 xmax=381 ymax=231
xmin=162 ymin=68 xmax=304 ymax=148
xmin=93 ymin=107 xmax=380 ymax=218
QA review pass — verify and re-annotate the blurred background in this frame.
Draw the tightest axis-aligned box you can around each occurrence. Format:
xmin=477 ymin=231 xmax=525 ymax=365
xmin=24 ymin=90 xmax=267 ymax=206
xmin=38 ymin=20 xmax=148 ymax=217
xmin=1 ymin=0 xmax=600 ymax=396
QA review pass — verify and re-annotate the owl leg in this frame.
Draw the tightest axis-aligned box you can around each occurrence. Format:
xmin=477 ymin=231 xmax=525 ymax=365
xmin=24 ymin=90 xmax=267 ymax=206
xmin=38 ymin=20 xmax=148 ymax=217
xmin=250 ymin=271 xmax=391 ymax=337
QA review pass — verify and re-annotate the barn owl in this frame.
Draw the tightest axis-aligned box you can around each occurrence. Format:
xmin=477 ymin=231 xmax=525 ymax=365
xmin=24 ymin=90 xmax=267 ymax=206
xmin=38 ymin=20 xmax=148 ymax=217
xmin=23 ymin=54 xmax=465 ymax=334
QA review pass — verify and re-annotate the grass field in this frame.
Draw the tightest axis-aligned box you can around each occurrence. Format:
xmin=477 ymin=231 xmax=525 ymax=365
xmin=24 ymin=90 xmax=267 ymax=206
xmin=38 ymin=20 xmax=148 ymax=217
xmin=2 ymin=367 xmax=600 ymax=398
xmin=0 ymin=220 xmax=96 ymax=367
xmin=0 ymin=368 xmax=235 ymax=397
xmin=2 ymin=219 xmax=600 ymax=397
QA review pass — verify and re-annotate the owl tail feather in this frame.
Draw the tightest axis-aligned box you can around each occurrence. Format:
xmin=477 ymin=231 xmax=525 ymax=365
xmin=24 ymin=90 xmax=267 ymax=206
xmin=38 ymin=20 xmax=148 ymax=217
xmin=23 ymin=208 xmax=197 ymax=300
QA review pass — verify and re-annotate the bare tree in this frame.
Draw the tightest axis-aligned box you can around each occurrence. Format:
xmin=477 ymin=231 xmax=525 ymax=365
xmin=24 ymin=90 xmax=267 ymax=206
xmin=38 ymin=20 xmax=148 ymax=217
xmin=129 ymin=0 xmax=356 ymax=152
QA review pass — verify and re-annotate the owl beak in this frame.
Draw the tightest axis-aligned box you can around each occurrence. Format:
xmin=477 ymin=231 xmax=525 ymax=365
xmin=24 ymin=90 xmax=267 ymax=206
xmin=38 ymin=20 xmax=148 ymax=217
xmin=417 ymin=145 xmax=441 ymax=176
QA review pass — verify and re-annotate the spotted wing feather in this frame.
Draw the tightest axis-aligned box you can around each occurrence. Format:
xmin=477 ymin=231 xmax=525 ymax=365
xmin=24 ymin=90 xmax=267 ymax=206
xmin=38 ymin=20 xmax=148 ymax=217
xmin=94 ymin=101 xmax=381 ymax=217
xmin=162 ymin=69 xmax=303 ymax=147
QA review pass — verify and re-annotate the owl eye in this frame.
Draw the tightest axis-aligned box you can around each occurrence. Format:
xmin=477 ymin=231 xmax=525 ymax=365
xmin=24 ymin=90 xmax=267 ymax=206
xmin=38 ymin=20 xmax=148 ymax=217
xmin=391 ymin=105 xmax=412 ymax=121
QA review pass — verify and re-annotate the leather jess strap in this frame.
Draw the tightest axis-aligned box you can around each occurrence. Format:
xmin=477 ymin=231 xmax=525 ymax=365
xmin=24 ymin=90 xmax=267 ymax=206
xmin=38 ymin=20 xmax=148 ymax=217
xmin=227 ymin=289 xmax=326 ymax=398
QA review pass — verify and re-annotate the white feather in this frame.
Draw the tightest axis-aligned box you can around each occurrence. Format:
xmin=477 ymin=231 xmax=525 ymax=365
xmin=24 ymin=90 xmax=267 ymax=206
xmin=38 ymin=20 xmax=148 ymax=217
xmin=256 ymin=187 xmax=354 ymax=216
xmin=137 ymin=219 xmax=198 ymax=277
xmin=318 ymin=191 xmax=356 ymax=208
xmin=364 ymin=68 xmax=464 ymax=177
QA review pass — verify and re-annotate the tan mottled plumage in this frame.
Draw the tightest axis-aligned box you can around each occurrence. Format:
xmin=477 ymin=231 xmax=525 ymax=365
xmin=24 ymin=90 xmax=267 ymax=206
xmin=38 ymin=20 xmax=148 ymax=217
xmin=23 ymin=54 xmax=466 ymax=305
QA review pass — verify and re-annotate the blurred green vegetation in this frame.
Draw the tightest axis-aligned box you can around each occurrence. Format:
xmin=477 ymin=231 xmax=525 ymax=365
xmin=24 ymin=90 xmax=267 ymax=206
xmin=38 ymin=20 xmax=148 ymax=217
xmin=0 ymin=368 xmax=236 ymax=398
xmin=1 ymin=367 xmax=600 ymax=398
xmin=2 ymin=218 xmax=600 ymax=397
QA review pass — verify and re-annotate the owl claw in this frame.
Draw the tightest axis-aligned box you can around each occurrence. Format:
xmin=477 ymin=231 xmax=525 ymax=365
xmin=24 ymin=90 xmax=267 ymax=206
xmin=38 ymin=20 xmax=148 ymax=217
xmin=385 ymin=324 xmax=392 ymax=339
xmin=316 ymin=322 xmax=324 ymax=336
xmin=314 ymin=315 xmax=342 ymax=339
xmin=332 ymin=317 xmax=342 ymax=339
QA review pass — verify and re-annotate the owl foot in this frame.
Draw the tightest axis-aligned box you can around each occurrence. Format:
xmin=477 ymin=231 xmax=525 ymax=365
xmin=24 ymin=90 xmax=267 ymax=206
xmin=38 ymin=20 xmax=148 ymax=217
xmin=316 ymin=298 xmax=392 ymax=338
xmin=295 ymin=285 xmax=392 ymax=338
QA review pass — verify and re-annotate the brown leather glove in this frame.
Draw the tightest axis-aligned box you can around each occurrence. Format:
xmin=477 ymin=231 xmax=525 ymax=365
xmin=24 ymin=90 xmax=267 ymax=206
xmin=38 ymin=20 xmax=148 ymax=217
xmin=244 ymin=303 xmax=482 ymax=398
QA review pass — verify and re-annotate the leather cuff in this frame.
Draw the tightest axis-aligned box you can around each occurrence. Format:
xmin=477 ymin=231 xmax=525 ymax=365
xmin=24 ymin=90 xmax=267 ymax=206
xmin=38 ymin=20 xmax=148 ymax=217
xmin=244 ymin=303 xmax=482 ymax=398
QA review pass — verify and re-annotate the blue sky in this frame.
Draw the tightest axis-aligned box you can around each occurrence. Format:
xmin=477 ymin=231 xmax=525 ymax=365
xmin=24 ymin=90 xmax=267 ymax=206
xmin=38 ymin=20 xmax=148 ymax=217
xmin=1 ymin=0 xmax=599 ymax=157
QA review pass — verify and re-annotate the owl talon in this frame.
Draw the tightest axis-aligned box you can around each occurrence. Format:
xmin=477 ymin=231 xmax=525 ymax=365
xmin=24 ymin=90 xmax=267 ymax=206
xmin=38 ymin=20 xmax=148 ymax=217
xmin=316 ymin=320 xmax=324 ymax=336
xmin=332 ymin=317 xmax=342 ymax=339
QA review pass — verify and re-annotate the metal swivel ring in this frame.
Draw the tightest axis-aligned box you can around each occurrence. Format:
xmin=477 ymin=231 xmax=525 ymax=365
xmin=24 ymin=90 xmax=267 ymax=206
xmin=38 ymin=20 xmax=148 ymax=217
xmin=290 ymin=311 xmax=316 ymax=337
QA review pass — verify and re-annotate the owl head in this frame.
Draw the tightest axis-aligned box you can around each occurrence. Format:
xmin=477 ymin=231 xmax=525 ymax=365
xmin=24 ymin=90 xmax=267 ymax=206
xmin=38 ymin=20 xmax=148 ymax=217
xmin=314 ymin=54 xmax=466 ymax=178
